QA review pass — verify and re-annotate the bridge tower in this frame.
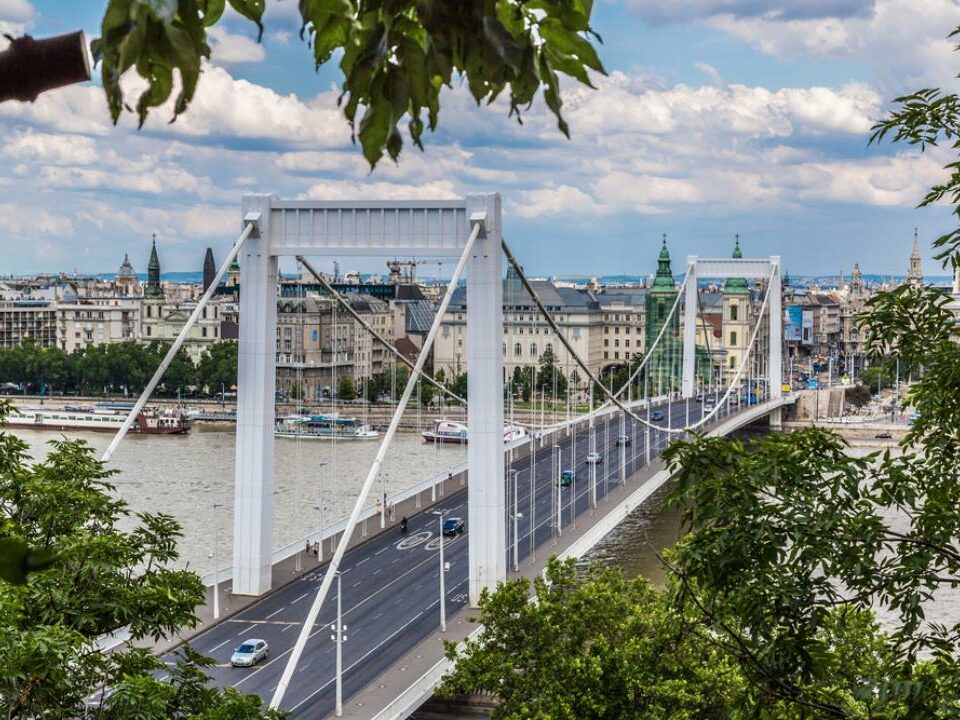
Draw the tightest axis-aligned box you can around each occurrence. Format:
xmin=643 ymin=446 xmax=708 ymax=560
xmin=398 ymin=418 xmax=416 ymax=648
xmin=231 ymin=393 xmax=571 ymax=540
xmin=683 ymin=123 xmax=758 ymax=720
xmin=681 ymin=254 xmax=782 ymax=424
xmin=232 ymin=194 xmax=505 ymax=599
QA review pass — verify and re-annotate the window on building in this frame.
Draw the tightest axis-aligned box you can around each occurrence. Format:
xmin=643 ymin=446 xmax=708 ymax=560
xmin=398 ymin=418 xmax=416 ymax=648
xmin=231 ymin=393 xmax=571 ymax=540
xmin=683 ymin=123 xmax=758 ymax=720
xmin=146 ymin=326 xmax=152 ymax=336
xmin=615 ymin=351 xmax=620 ymax=359
xmin=729 ymin=356 xmax=736 ymax=369
xmin=730 ymin=304 xmax=738 ymax=321
xmin=614 ymin=339 xmax=620 ymax=348
xmin=572 ymin=327 xmax=581 ymax=339
xmin=604 ymin=351 xmax=609 ymax=359
xmin=730 ymin=331 xmax=737 ymax=346
xmin=202 ymin=327 xmax=207 ymax=337
xmin=604 ymin=339 xmax=609 ymax=347
xmin=625 ymin=339 xmax=630 ymax=348
xmin=604 ymin=326 xmax=609 ymax=334
xmin=530 ymin=343 xmax=537 ymax=357
xmin=545 ymin=343 xmax=553 ymax=355
xmin=502 ymin=343 xmax=506 ymax=356
xmin=514 ymin=342 xmax=522 ymax=357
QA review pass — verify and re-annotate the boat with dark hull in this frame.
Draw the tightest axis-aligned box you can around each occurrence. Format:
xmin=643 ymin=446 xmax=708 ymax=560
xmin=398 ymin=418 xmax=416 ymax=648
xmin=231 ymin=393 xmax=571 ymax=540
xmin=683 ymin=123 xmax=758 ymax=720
xmin=6 ymin=405 xmax=190 ymax=434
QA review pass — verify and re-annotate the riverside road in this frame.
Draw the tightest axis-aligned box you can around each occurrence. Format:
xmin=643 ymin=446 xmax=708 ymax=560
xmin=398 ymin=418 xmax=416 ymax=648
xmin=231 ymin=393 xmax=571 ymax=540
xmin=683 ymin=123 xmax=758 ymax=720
xmin=163 ymin=398 xmax=715 ymax=717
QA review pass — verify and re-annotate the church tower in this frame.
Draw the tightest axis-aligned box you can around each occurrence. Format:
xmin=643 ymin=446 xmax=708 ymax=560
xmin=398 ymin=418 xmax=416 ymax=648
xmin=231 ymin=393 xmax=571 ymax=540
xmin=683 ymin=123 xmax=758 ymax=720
xmin=202 ymin=247 xmax=216 ymax=293
xmin=722 ymin=235 xmax=750 ymax=382
xmin=907 ymin=229 xmax=923 ymax=287
xmin=644 ymin=235 xmax=681 ymax=394
xmin=144 ymin=234 xmax=163 ymax=299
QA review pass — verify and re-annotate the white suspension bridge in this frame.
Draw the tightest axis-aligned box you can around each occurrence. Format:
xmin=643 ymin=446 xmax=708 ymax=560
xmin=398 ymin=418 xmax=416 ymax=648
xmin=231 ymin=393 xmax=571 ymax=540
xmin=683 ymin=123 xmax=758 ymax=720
xmin=98 ymin=193 xmax=792 ymax=719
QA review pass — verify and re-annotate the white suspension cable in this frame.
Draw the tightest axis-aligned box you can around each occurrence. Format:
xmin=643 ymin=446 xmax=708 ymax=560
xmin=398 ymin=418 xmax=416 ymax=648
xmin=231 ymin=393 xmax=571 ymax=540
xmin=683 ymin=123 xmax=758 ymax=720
xmin=101 ymin=222 xmax=254 ymax=463
xmin=295 ymin=256 xmax=464 ymax=406
xmin=269 ymin=219 xmax=482 ymax=710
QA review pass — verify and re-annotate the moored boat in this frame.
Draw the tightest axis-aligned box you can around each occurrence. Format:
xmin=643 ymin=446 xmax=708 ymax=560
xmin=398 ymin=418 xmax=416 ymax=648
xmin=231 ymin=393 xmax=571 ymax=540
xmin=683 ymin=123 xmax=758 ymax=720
xmin=275 ymin=414 xmax=379 ymax=440
xmin=5 ymin=405 xmax=190 ymax=434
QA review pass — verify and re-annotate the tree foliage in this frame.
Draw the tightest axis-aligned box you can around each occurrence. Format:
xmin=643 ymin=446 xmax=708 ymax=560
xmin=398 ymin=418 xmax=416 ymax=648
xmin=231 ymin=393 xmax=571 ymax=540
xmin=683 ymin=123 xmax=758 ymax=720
xmin=92 ymin=0 xmax=605 ymax=167
xmin=440 ymin=557 xmax=748 ymax=720
xmin=336 ymin=374 xmax=356 ymax=401
xmin=0 ymin=401 xmax=280 ymax=719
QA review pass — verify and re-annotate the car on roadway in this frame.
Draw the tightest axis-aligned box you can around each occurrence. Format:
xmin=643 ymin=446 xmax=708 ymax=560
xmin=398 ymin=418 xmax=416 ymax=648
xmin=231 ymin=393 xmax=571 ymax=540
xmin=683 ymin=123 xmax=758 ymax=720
xmin=874 ymin=432 xmax=893 ymax=439
xmin=231 ymin=639 xmax=268 ymax=667
xmin=650 ymin=410 xmax=665 ymax=422
xmin=615 ymin=435 xmax=631 ymax=446
xmin=558 ymin=469 xmax=575 ymax=487
xmin=442 ymin=517 xmax=465 ymax=536
xmin=586 ymin=452 xmax=602 ymax=464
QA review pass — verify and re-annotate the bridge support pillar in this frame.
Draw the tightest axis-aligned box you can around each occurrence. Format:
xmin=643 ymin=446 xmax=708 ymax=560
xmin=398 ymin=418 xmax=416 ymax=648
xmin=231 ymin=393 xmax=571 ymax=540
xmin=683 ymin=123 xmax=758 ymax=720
xmin=769 ymin=256 xmax=783 ymax=403
xmin=232 ymin=195 xmax=278 ymax=596
xmin=681 ymin=257 xmax=698 ymax=398
xmin=769 ymin=406 xmax=782 ymax=431
xmin=466 ymin=194 xmax=506 ymax=608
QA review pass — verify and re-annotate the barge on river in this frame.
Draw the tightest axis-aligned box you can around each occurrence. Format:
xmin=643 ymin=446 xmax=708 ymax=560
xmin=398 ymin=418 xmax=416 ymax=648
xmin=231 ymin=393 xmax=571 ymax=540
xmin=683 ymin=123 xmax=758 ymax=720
xmin=6 ymin=405 xmax=190 ymax=434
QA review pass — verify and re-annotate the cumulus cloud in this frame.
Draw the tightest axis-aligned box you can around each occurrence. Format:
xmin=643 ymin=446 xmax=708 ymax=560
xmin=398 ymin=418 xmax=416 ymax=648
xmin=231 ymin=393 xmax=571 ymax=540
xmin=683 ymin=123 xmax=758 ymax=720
xmin=703 ymin=0 xmax=957 ymax=92
xmin=0 ymin=0 xmax=35 ymax=35
xmin=622 ymin=0 xmax=875 ymax=24
xmin=208 ymin=26 xmax=266 ymax=64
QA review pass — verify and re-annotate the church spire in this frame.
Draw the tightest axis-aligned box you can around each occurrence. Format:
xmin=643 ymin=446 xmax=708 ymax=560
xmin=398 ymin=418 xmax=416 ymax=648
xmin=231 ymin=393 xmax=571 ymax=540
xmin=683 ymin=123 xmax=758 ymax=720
xmin=144 ymin=233 xmax=163 ymax=298
xmin=907 ymin=228 xmax=923 ymax=286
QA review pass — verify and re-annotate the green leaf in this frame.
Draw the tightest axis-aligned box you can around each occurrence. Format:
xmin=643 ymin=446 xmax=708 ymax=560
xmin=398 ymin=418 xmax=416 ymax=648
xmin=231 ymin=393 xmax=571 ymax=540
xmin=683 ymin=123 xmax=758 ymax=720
xmin=227 ymin=0 xmax=264 ymax=39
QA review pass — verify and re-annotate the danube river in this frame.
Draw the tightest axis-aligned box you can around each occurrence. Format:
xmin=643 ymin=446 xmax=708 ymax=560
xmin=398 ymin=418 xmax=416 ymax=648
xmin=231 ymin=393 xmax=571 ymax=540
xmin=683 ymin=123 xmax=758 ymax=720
xmin=10 ymin=424 xmax=466 ymax=576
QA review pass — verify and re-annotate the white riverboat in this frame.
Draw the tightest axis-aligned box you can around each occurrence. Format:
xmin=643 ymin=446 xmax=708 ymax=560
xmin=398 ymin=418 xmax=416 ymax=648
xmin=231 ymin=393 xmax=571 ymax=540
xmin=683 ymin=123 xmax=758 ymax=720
xmin=275 ymin=414 xmax=379 ymax=440
xmin=5 ymin=404 xmax=190 ymax=434
xmin=422 ymin=419 xmax=527 ymax=445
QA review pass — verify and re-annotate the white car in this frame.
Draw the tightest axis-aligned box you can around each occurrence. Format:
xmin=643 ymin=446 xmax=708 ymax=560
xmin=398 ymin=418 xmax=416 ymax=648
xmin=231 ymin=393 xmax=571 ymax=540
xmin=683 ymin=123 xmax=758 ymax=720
xmin=231 ymin=638 xmax=269 ymax=667
xmin=586 ymin=452 xmax=603 ymax=464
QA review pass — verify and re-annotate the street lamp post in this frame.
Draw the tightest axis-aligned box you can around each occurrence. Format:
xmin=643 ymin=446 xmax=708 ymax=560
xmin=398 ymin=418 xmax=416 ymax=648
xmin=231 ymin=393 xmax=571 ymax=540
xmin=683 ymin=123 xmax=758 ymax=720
xmin=554 ymin=445 xmax=562 ymax=538
xmin=509 ymin=469 xmax=520 ymax=571
xmin=439 ymin=513 xmax=447 ymax=632
xmin=212 ymin=502 xmax=223 ymax=619
xmin=316 ymin=462 xmax=328 ymax=560
xmin=330 ymin=572 xmax=347 ymax=716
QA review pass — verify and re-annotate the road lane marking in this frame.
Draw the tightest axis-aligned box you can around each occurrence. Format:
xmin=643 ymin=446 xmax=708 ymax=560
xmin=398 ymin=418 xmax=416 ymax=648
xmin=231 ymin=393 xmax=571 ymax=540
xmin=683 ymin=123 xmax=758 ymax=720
xmin=209 ymin=639 xmax=232 ymax=653
xmin=235 ymin=624 xmax=257 ymax=637
xmin=265 ymin=608 xmax=284 ymax=620
xmin=292 ymin=592 xmax=309 ymax=604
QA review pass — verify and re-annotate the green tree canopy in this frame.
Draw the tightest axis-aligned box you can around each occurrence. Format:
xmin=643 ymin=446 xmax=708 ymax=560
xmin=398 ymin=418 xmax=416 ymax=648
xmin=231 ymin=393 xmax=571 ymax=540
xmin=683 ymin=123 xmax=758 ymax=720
xmin=93 ymin=0 xmax=605 ymax=167
xmin=0 ymin=401 xmax=280 ymax=718
xmin=337 ymin=374 xmax=356 ymax=401
xmin=196 ymin=341 xmax=238 ymax=395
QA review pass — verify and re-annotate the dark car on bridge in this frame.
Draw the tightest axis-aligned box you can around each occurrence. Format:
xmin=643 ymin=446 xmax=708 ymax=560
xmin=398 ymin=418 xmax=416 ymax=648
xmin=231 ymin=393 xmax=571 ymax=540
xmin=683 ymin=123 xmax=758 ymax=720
xmin=558 ymin=469 xmax=575 ymax=487
xmin=615 ymin=435 xmax=631 ymax=446
xmin=442 ymin=517 xmax=464 ymax=536
xmin=650 ymin=410 xmax=665 ymax=422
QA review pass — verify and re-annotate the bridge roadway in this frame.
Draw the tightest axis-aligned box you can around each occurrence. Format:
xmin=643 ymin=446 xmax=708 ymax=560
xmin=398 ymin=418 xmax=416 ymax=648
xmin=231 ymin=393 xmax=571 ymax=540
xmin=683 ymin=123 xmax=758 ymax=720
xmin=163 ymin=397 xmax=722 ymax=716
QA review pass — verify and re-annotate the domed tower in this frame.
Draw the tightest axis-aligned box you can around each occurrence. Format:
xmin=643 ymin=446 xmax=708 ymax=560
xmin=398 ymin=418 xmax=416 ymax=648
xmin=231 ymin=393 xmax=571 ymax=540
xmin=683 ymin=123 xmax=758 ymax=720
xmin=722 ymin=235 xmax=750 ymax=382
xmin=117 ymin=253 xmax=139 ymax=294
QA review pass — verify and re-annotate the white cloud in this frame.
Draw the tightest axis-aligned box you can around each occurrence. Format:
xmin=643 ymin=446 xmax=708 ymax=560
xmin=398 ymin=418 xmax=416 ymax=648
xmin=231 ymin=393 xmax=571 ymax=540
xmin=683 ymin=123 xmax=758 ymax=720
xmin=0 ymin=202 xmax=72 ymax=236
xmin=621 ymin=0 xmax=875 ymax=23
xmin=704 ymin=0 xmax=958 ymax=92
xmin=208 ymin=26 xmax=266 ymax=64
xmin=0 ymin=0 xmax=35 ymax=36
xmin=2 ymin=130 xmax=99 ymax=165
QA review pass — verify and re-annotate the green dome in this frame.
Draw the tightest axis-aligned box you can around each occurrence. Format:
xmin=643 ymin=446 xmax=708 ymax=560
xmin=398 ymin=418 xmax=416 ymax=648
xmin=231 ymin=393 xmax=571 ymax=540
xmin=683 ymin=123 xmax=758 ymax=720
xmin=723 ymin=236 xmax=749 ymax=295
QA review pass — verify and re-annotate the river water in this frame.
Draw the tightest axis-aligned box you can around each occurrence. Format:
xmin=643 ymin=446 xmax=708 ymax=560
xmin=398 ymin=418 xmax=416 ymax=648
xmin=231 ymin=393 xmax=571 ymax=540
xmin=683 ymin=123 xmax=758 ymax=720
xmin=9 ymin=425 xmax=466 ymax=577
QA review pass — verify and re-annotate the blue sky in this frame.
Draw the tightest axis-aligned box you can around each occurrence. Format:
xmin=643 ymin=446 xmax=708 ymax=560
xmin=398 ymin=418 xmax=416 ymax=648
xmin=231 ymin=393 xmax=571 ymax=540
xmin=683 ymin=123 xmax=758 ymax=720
xmin=1 ymin=0 xmax=958 ymax=279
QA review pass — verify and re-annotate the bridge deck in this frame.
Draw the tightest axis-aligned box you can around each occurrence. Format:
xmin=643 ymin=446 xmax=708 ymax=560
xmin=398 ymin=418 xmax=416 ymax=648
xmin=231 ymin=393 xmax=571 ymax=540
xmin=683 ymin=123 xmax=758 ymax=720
xmin=158 ymin=396 xmax=788 ymax=718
